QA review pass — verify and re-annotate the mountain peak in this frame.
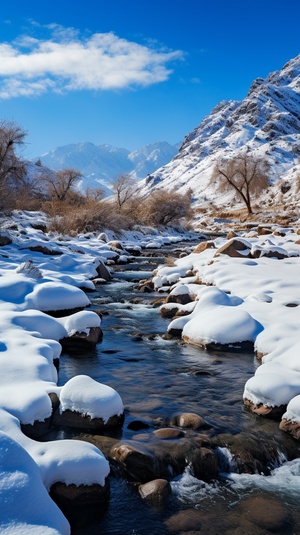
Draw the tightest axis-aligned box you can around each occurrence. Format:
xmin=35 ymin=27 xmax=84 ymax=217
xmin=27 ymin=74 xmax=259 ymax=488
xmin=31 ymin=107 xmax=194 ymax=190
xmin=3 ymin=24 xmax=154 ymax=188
xmin=138 ymin=53 xmax=300 ymax=206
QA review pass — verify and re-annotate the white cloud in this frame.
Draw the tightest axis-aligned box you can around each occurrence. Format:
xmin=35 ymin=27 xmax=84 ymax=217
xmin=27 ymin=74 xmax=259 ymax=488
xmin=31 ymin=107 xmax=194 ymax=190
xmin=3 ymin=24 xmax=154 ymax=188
xmin=0 ymin=26 xmax=183 ymax=99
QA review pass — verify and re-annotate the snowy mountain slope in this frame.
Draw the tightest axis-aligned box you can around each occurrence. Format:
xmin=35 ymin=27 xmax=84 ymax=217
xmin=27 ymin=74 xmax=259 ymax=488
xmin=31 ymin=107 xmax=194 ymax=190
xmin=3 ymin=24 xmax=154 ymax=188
xmin=139 ymin=54 xmax=300 ymax=206
xmin=37 ymin=141 xmax=178 ymax=195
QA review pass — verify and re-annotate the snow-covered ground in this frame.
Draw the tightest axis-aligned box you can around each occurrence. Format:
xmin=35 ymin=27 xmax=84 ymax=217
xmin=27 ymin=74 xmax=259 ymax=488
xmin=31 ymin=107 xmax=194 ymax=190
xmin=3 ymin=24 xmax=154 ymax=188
xmin=154 ymin=227 xmax=300 ymax=421
xmin=0 ymin=210 xmax=195 ymax=534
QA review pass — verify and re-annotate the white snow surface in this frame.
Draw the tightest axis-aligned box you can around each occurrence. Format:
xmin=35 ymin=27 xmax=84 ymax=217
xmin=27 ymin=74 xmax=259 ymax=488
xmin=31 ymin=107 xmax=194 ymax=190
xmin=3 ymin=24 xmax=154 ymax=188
xmin=0 ymin=210 xmax=196 ymax=534
xmin=155 ymin=227 xmax=300 ymax=420
xmin=59 ymin=375 xmax=124 ymax=422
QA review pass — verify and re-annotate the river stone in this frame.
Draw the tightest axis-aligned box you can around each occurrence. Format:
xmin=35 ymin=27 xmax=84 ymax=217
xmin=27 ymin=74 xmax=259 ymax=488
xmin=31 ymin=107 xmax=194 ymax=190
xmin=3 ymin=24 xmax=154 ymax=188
xmin=96 ymin=260 xmax=112 ymax=281
xmin=0 ymin=232 xmax=12 ymax=246
xmin=279 ymin=418 xmax=300 ymax=440
xmin=212 ymin=431 xmax=297 ymax=475
xmin=238 ymin=494 xmax=291 ymax=532
xmin=21 ymin=392 xmax=60 ymax=438
xmin=164 ymin=509 xmax=203 ymax=532
xmin=49 ymin=480 xmax=110 ymax=523
xmin=188 ymin=447 xmax=219 ymax=481
xmin=110 ymin=442 xmax=170 ymax=482
xmin=60 ymin=326 xmax=103 ymax=351
xmin=165 ymin=292 xmax=193 ymax=305
xmin=138 ymin=479 xmax=171 ymax=506
xmin=53 ymin=409 xmax=124 ymax=431
xmin=153 ymin=428 xmax=185 ymax=440
xmin=171 ymin=412 xmax=206 ymax=430
xmin=243 ymin=398 xmax=287 ymax=419
xmin=160 ymin=304 xmax=179 ymax=318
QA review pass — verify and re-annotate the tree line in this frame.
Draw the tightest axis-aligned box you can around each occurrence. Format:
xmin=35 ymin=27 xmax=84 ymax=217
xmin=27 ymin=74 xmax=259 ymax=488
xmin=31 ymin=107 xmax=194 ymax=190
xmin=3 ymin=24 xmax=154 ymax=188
xmin=0 ymin=119 xmax=273 ymax=234
xmin=0 ymin=120 xmax=193 ymax=233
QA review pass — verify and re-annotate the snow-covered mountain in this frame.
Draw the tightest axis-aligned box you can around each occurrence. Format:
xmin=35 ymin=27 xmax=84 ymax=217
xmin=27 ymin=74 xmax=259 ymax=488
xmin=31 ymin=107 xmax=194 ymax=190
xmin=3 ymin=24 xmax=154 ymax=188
xmin=37 ymin=141 xmax=178 ymax=195
xmin=139 ymin=54 xmax=300 ymax=207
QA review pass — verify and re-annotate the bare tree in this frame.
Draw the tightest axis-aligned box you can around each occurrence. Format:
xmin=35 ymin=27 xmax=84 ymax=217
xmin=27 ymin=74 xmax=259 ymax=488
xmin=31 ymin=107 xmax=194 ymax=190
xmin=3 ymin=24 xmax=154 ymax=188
xmin=112 ymin=174 xmax=136 ymax=209
xmin=43 ymin=168 xmax=83 ymax=202
xmin=212 ymin=152 xmax=270 ymax=214
xmin=0 ymin=120 xmax=28 ymax=210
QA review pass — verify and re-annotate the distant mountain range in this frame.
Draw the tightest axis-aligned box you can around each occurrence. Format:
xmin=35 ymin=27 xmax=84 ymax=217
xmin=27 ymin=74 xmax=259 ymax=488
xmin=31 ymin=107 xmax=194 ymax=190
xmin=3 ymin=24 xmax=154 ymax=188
xmin=137 ymin=53 xmax=300 ymax=206
xmin=33 ymin=53 xmax=300 ymax=210
xmin=36 ymin=141 xmax=179 ymax=195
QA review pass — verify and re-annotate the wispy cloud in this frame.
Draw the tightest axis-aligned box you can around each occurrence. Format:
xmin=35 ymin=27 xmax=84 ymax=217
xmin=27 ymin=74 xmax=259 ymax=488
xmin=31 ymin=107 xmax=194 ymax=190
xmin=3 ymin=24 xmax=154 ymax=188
xmin=0 ymin=24 xmax=183 ymax=99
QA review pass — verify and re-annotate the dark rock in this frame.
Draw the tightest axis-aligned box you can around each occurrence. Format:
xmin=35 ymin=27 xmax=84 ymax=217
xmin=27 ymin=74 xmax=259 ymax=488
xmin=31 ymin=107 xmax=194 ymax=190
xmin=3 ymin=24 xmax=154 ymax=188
xmin=60 ymin=326 xmax=103 ymax=352
xmin=164 ymin=509 xmax=203 ymax=532
xmin=138 ymin=479 xmax=171 ymax=506
xmin=243 ymin=397 xmax=286 ymax=419
xmin=0 ymin=232 xmax=12 ymax=246
xmin=279 ymin=418 xmax=300 ymax=440
xmin=188 ymin=447 xmax=219 ymax=481
xmin=53 ymin=409 xmax=124 ymax=431
xmin=212 ymin=431 xmax=299 ymax=475
xmin=26 ymin=245 xmax=62 ymax=255
xmin=127 ymin=419 xmax=151 ymax=431
xmin=165 ymin=292 xmax=193 ymax=305
xmin=21 ymin=392 xmax=60 ymax=438
xmin=50 ymin=479 xmax=110 ymax=524
xmin=110 ymin=442 xmax=170 ymax=483
xmin=239 ymin=494 xmax=292 ymax=532
xmin=96 ymin=260 xmax=112 ymax=281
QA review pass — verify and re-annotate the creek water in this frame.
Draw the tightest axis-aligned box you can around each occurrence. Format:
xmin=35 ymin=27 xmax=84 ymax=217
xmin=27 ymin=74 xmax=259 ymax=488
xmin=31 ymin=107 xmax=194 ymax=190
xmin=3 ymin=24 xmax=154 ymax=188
xmin=55 ymin=244 xmax=300 ymax=534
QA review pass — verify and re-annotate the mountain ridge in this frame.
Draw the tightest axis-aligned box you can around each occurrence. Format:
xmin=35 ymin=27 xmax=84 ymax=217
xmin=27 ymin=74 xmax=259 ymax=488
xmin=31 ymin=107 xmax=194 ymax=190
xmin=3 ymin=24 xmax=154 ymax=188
xmin=138 ymin=53 xmax=300 ymax=208
xmin=36 ymin=141 xmax=179 ymax=195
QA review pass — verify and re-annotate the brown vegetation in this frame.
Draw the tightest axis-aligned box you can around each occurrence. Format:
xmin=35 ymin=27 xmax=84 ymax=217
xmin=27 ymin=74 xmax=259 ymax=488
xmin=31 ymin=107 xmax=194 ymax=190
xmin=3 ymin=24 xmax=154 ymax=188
xmin=212 ymin=152 xmax=270 ymax=214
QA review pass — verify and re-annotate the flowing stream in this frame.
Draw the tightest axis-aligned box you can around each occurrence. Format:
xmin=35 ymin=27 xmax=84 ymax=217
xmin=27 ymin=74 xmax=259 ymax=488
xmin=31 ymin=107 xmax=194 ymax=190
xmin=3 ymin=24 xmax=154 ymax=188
xmin=55 ymin=243 xmax=300 ymax=534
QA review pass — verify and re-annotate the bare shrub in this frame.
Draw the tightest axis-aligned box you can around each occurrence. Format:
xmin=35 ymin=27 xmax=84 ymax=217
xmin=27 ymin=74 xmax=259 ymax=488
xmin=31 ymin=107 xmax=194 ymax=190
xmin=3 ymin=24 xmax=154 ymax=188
xmin=138 ymin=189 xmax=192 ymax=226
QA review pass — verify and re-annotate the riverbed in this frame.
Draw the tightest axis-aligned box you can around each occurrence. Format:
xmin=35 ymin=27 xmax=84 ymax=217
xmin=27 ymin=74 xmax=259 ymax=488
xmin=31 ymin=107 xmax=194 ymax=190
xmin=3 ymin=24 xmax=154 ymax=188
xmin=55 ymin=244 xmax=300 ymax=534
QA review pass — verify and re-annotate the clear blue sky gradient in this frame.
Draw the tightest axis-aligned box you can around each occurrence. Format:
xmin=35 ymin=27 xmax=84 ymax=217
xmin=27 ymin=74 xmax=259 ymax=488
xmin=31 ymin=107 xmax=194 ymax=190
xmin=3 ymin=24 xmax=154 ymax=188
xmin=0 ymin=0 xmax=299 ymax=158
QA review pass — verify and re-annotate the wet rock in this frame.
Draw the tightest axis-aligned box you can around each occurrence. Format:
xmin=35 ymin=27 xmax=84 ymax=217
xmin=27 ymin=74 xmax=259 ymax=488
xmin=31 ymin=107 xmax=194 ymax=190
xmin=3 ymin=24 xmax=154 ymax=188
xmin=171 ymin=412 xmax=206 ymax=430
xmin=138 ymin=479 xmax=171 ymax=506
xmin=60 ymin=326 xmax=103 ymax=352
xmin=50 ymin=479 xmax=110 ymax=523
xmin=243 ymin=398 xmax=287 ymax=419
xmin=153 ymin=428 xmax=185 ymax=439
xmin=127 ymin=419 xmax=151 ymax=431
xmin=188 ymin=447 xmax=219 ymax=481
xmin=279 ymin=418 xmax=300 ymax=440
xmin=213 ymin=431 xmax=298 ymax=475
xmin=96 ymin=260 xmax=112 ymax=281
xmin=53 ymin=409 xmax=124 ymax=432
xmin=164 ymin=509 xmax=203 ymax=532
xmin=238 ymin=494 xmax=292 ymax=532
xmin=75 ymin=434 xmax=120 ymax=459
xmin=110 ymin=442 xmax=170 ymax=482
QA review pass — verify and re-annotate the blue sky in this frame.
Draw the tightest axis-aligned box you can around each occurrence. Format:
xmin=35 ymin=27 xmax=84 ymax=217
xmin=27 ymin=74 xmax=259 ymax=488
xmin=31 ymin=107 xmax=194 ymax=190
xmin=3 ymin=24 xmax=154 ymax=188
xmin=0 ymin=0 xmax=299 ymax=159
